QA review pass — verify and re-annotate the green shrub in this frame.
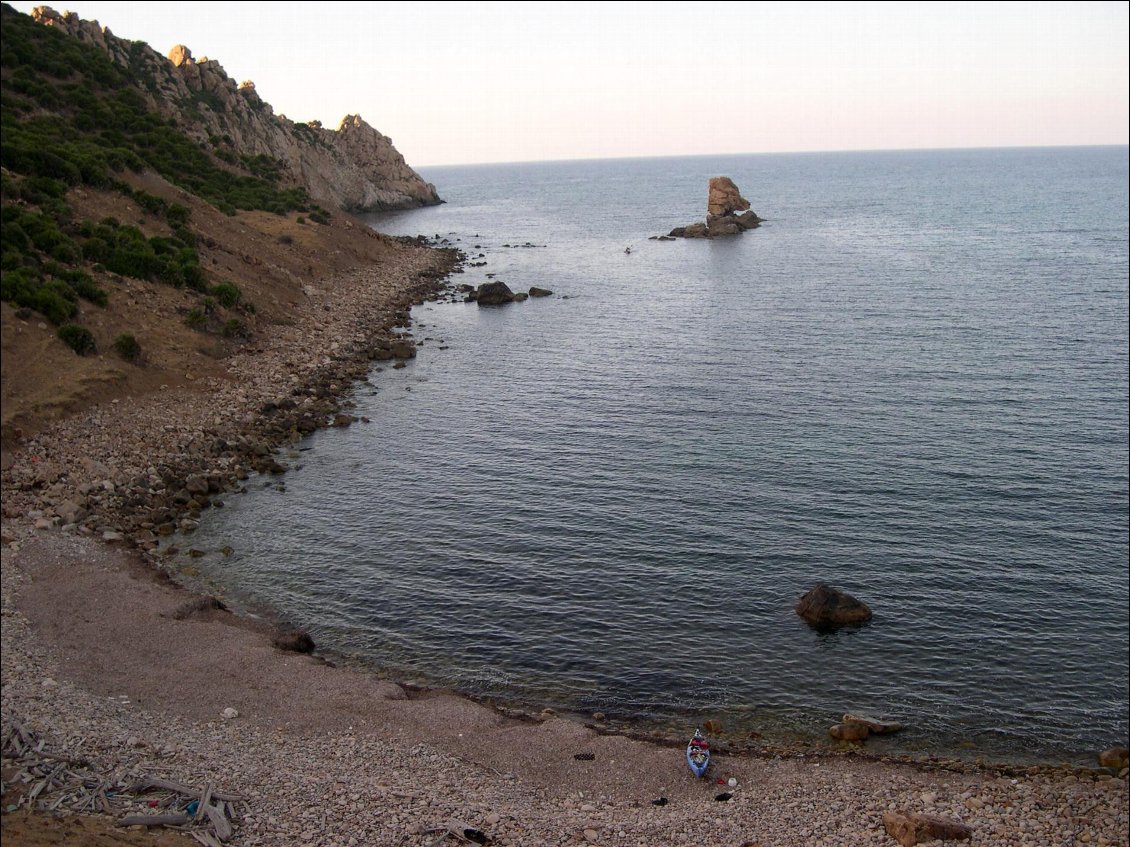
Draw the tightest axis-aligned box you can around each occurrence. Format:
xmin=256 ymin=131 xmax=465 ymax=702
xmin=209 ymin=281 xmax=241 ymax=308
xmin=309 ymin=208 xmax=330 ymax=225
xmin=166 ymin=203 xmax=190 ymax=227
xmin=277 ymin=234 xmax=293 ymax=245
xmin=57 ymin=323 xmax=96 ymax=355
xmin=184 ymin=308 xmax=205 ymax=328
xmin=112 ymin=332 xmax=141 ymax=361
xmin=34 ymin=284 xmax=79 ymax=324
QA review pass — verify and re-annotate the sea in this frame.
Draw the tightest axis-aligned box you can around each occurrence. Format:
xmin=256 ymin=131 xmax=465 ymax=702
xmin=176 ymin=146 xmax=1129 ymax=765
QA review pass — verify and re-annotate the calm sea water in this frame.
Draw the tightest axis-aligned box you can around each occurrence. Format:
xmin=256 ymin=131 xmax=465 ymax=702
xmin=179 ymin=147 xmax=1129 ymax=763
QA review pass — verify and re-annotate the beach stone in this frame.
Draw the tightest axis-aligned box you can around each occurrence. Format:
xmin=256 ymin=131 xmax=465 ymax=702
xmin=528 ymin=287 xmax=553 ymax=297
xmin=883 ymin=811 xmax=973 ymax=846
xmin=1098 ymin=747 xmax=1129 ymax=768
xmin=795 ymin=583 xmax=873 ymax=627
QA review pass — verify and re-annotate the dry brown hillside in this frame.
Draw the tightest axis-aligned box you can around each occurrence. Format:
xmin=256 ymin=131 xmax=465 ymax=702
xmin=1 ymin=166 xmax=435 ymax=461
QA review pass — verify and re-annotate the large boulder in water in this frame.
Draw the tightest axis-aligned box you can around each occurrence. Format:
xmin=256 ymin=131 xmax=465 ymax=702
xmin=795 ymin=583 xmax=873 ymax=627
xmin=476 ymin=281 xmax=515 ymax=305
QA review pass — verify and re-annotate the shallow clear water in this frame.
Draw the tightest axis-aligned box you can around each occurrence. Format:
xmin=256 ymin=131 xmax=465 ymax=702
xmin=179 ymin=147 xmax=1129 ymax=763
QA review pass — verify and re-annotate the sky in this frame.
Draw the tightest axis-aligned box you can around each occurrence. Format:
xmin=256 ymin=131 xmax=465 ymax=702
xmin=8 ymin=1 xmax=1129 ymax=166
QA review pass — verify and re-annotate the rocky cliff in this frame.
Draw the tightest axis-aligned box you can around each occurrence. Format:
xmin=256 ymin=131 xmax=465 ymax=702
xmin=30 ymin=6 xmax=441 ymax=212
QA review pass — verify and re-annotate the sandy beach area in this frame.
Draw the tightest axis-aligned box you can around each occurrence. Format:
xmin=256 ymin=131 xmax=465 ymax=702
xmin=2 ymin=240 xmax=1127 ymax=847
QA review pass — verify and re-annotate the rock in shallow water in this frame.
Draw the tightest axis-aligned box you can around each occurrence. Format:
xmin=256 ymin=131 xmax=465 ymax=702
xmin=795 ymin=582 xmax=873 ymax=627
xmin=476 ymin=281 xmax=515 ymax=305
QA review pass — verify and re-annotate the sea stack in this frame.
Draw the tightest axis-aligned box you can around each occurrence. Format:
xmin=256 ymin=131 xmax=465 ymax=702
xmin=662 ymin=177 xmax=763 ymax=239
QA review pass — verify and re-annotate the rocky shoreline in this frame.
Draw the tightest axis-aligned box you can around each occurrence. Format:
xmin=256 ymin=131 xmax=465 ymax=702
xmin=2 ymin=239 xmax=1128 ymax=845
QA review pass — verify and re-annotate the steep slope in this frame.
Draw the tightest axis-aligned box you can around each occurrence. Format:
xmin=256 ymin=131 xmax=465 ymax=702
xmin=30 ymin=5 xmax=441 ymax=212
xmin=0 ymin=3 xmax=452 ymax=452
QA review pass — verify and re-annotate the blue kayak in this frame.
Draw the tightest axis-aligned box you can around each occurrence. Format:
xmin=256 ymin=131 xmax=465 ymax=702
xmin=686 ymin=728 xmax=710 ymax=778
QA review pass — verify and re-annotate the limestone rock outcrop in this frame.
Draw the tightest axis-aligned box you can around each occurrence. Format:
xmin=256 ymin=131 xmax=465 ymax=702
xmin=30 ymin=7 xmax=441 ymax=213
xmin=663 ymin=177 xmax=762 ymax=239
xmin=707 ymin=176 xmax=751 ymax=220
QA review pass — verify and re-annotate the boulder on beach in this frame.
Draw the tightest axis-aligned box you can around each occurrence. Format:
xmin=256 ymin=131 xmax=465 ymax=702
xmin=273 ymin=629 xmax=315 ymax=653
xmin=795 ymin=583 xmax=873 ymax=627
xmin=882 ymin=811 xmax=973 ymax=846
xmin=476 ymin=281 xmax=515 ymax=305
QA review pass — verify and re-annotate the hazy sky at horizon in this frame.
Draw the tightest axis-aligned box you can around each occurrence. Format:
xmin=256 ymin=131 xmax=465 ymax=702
xmin=9 ymin=1 xmax=1129 ymax=166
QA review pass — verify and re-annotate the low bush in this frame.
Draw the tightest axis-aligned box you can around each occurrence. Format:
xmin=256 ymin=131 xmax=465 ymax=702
xmin=57 ymin=323 xmax=96 ymax=355
xmin=209 ymin=281 xmax=241 ymax=308
xmin=112 ymin=332 xmax=141 ymax=361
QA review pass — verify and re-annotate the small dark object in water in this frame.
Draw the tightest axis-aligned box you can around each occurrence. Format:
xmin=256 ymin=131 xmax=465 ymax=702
xmin=652 ymin=797 xmax=668 ymax=806
xmin=573 ymin=752 xmax=595 ymax=761
xmin=714 ymin=792 xmax=733 ymax=802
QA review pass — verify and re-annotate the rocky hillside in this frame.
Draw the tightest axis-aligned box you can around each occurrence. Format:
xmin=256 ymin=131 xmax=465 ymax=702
xmin=29 ymin=5 xmax=441 ymax=213
xmin=0 ymin=2 xmax=452 ymax=453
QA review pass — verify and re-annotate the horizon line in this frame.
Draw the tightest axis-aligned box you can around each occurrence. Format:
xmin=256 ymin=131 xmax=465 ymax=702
xmin=415 ymin=142 xmax=1130 ymax=170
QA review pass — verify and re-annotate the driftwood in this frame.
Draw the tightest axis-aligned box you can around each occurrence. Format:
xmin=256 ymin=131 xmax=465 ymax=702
xmin=3 ymin=717 xmax=243 ymax=845
xmin=119 ymin=813 xmax=191 ymax=827
xmin=126 ymin=776 xmax=244 ymax=802
xmin=203 ymin=802 xmax=234 ymax=841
